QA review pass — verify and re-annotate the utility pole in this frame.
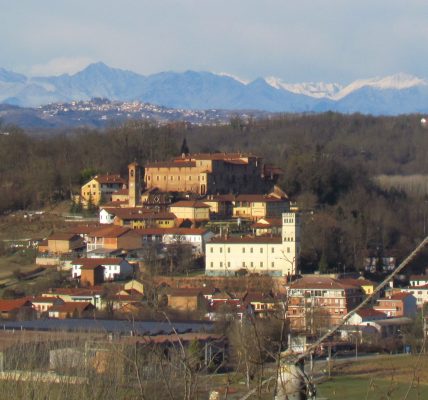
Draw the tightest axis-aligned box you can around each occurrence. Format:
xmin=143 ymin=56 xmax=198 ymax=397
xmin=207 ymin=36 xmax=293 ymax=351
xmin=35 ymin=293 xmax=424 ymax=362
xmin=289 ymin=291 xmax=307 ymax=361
xmin=327 ymin=344 xmax=332 ymax=378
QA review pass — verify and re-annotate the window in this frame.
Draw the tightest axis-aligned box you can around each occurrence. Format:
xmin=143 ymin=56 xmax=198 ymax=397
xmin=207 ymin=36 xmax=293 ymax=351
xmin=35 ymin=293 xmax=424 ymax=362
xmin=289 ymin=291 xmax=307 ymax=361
xmin=287 ymin=247 xmax=290 ymax=253
xmin=250 ymin=262 xmax=253 ymax=267
xmin=156 ymin=176 xmax=159 ymax=181
xmin=260 ymin=261 xmax=263 ymax=267
xmin=227 ymin=247 xmax=230 ymax=253
xmin=227 ymin=262 xmax=231 ymax=268
xmin=250 ymin=247 xmax=253 ymax=253
xmin=242 ymin=262 xmax=246 ymax=268
xmin=242 ymin=248 xmax=246 ymax=253
xmin=271 ymin=247 xmax=275 ymax=253
xmin=220 ymin=248 xmax=223 ymax=253
xmin=210 ymin=262 xmax=213 ymax=267
xmin=271 ymin=262 xmax=274 ymax=267
xmin=220 ymin=262 xmax=223 ymax=267
xmin=210 ymin=248 xmax=213 ymax=253
xmin=260 ymin=248 xmax=263 ymax=253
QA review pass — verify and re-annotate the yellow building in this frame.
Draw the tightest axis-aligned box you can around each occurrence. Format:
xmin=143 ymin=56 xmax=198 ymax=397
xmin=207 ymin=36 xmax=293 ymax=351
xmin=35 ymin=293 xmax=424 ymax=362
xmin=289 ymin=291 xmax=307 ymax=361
xmin=232 ymin=194 xmax=290 ymax=221
xmin=80 ymin=174 xmax=126 ymax=206
xmin=144 ymin=153 xmax=281 ymax=195
xmin=169 ymin=201 xmax=210 ymax=223
xmin=103 ymin=207 xmax=177 ymax=229
xmin=47 ymin=233 xmax=84 ymax=254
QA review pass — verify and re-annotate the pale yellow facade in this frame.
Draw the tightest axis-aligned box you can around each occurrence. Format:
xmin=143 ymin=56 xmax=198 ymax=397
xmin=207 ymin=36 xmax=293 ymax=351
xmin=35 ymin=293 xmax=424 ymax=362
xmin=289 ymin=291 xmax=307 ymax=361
xmin=206 ymin=212 xmax=300 ymax=277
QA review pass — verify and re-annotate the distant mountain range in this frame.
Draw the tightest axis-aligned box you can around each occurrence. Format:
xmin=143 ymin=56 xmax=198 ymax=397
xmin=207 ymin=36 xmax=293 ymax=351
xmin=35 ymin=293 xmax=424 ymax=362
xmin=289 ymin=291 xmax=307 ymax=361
xmin=1 ymin=62 xmax=428 ymax=115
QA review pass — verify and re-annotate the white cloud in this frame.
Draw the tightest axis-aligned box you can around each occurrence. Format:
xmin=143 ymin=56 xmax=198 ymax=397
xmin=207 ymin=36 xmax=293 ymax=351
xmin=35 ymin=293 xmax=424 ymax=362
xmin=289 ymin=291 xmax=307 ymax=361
xmin=29 ymin=57 xmax=94 ymax=76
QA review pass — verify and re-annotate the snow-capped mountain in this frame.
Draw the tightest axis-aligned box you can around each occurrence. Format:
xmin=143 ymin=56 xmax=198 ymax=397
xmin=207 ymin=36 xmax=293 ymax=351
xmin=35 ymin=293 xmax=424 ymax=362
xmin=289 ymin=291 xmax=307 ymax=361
xmin=265 ymin=77 xmax=343 ymax=99
xmin=1 ymin=63 xmax=428 ymax=115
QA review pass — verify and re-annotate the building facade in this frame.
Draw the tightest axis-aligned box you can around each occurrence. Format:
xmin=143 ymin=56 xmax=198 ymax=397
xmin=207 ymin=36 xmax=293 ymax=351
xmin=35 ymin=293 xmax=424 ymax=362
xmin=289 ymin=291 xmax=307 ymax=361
xmin=287 ymin=276 xmax=365 ymax=332
xmin=144 ymin=153 xmax=281 ymax=195
xmin=205 ymin=212 xmax=300 ymax=277
xmin=80 ymin=174 xmax=126 ymax=206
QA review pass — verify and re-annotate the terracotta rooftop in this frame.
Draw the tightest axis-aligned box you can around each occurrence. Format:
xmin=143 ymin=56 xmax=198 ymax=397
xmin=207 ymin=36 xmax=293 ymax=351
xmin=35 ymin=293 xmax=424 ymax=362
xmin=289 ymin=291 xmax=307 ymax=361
xmin=107 ymin=208 xmax=176 ymax=221
xmin=288 ymin=276 xmax=361 ymax=290
xmin=94 ymin=174 xmax=126 ymax=185
xmin=88 ymin=225 xmax=133 ymax=238
xmin=66 ymin=223 xmax=102 ymax=235
xmin=176 ymin=152 xmax=257 ymax=161
xmin=356 ymin=308 xmax=387 ymax=318
xmin=146 ymin=161 xmax=196 ymax=168
xmin=0 ymin=298 xmax=32 ymax=312
xmin=209 ymin=236 xmax=282 ymax=244
xmin=388 ymin=292 xmax=413 ymax=300
xmin=49 ymin=302 xmax=94 ymax=313
xmin=48 ymin=232 xmax=80 ymax=241
xmin=135 ymin=227 xmax=209 ymax=236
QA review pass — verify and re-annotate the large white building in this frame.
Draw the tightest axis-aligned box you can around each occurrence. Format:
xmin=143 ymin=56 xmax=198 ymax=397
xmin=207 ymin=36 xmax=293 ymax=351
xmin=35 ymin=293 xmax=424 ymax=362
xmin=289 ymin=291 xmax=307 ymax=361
xmin=205 ymin=212 xmax=300 ymax=277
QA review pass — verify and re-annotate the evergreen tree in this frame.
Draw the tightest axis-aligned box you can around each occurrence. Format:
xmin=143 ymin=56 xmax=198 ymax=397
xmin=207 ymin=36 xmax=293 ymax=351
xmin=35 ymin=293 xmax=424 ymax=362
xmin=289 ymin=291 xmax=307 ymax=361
xmin=180 ymin=137 xmax=189 ymax=155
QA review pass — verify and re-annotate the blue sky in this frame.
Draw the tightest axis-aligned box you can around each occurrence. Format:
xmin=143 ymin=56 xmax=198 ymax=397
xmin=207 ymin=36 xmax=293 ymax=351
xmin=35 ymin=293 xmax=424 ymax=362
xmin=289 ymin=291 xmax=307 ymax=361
xmin=2 ymin=0 xmax=428 ymax=83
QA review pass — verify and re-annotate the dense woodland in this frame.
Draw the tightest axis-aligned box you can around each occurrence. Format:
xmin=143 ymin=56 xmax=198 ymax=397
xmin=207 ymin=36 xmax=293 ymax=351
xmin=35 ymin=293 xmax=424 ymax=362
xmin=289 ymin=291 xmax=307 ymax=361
xmin=2 ymin=113 xmax=428 ymax=273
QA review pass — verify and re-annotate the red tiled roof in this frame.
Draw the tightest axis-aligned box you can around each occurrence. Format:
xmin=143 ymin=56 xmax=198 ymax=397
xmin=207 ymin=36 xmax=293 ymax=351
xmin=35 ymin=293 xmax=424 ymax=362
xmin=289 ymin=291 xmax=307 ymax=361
xmin=243 ymin=291 xmax=275 ymax=304
xmin=209 ymin=236 xmax=282 ymax=244
xmin=49 ymin=302 xmax=94 ymax=313
xmin=146 ymin=161 xmax=196 ymax=168
xmin=0 ymin=298 xmax=32 ymax=312
xmin=356 ymin=308 xmax=387 ymax=318
xmin=48 ymin=232 xmax=80 ymax=241
xmin=340 ymin=278 xmax=376 ymax=287
xmin=178 ymin=152 xmax=256 ymax=161
xmin=170 ymin=201 xmax=210 ymax=208
xmin=94 ymin=174 xmax=126 ymax=184
xmin=289 ymin=276 xmax=361 ymax=290
xmin=31 ymin=296 xmax=62 ymax=304
xmin=389 ymin=292 xmax=413 ymax=300
xmin=135 ymin=227 xmax=208 ymax=236
xmin=88 ymin=225 xmax=133 ymax=238
xmin=66 ymin=223 xmax=102 ymax=235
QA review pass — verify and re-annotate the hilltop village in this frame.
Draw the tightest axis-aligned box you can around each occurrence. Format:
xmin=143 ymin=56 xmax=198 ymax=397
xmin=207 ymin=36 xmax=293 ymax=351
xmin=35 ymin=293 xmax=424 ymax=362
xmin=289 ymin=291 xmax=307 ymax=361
xmin=7 ymin=151 xmax=423 ymax=334
xmin=0 ymin=148 xmax=427 ymax=392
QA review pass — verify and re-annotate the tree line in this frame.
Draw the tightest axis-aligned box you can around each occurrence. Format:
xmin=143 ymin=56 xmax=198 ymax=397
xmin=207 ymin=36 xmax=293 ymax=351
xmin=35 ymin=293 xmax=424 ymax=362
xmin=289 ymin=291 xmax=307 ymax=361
xmin=2 ymin=113 xmax=428 ymax=272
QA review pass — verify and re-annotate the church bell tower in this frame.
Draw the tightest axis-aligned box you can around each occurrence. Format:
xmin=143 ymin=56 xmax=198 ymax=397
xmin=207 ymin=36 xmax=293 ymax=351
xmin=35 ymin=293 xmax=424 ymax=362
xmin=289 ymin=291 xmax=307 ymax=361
xmin=128 ymin=162 xmax=141 ymax=207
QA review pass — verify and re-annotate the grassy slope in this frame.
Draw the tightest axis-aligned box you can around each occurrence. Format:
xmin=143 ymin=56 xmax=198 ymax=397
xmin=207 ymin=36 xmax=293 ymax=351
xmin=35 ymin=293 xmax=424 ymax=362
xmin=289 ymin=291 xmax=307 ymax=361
xmin=318 ymin=354 xmax=428 ymax=400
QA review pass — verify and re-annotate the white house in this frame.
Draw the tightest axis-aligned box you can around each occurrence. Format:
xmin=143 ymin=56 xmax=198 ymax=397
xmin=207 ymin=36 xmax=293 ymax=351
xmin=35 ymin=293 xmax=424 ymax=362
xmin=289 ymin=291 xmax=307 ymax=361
xmin=136 ymin=228 xmax=215 ymax=255
xmin=71 ymin=257 xmax=134 ymax=281
xmin=205 ymin=212 xmax=300 ymax=277
xmin=347 ymin=308 xmax=387 ymax=326
xmin=99 ymin=208 xmax=116 ymax=224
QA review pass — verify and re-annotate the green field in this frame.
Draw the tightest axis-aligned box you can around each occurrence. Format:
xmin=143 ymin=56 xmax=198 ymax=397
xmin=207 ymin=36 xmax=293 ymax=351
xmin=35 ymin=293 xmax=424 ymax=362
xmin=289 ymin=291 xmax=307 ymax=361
xmin=317 ymin=355 xmax=428 ymax=400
